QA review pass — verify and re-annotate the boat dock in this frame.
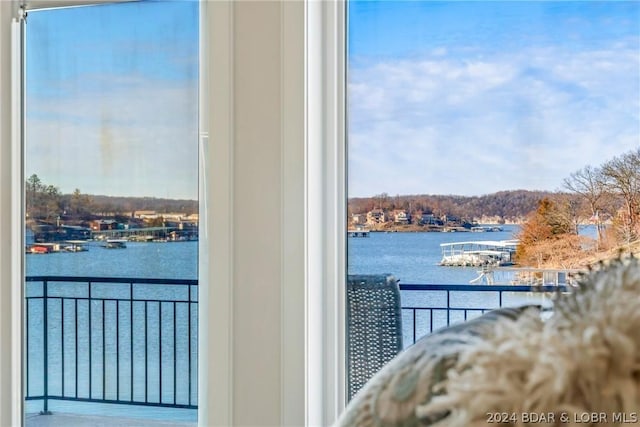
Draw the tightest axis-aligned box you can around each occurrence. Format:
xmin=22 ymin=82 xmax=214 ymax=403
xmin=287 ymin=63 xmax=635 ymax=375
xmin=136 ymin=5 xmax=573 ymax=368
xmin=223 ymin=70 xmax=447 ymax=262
xmin=440 ymin=240 xmax=518 ymax=267
xmin=470 ymin=225 xmax=503 ymax=232
xmin=103 ymin=239 xmax=127 ymax=249
xmin=93 ymin=226 xmax=176 ymax=241
xmin=63 ymin=240 xmax=88 ymax=252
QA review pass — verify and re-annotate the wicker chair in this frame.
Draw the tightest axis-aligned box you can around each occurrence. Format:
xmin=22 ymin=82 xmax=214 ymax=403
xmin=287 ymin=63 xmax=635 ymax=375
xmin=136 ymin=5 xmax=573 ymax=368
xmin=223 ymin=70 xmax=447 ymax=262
xmin=346 ymin=274 xmax=403 ymax=400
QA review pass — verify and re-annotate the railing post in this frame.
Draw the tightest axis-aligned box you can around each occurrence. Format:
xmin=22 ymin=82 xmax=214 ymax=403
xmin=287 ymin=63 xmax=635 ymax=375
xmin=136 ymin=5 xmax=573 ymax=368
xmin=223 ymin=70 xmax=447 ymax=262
xmin=429 ymin=309 xmax=433 ymax=334
xmin=412 ymin=309 xmax=416 ymax=343
xmin=40 ymin=279 xmax=51 ymax=415
xmin=188 ymin=285 xmax=192 ymax=406
xmin=446 ymin=290 xmax=450 ymax=326
xmin=130 ymin=282 xmax=134 ymax=403
xmin=88 ymin=282 xmax=92 ymax=400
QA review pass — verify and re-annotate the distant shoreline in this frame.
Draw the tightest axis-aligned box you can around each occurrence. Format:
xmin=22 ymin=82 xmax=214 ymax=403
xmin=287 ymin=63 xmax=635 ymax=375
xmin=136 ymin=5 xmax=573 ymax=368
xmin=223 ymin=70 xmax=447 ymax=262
xmin=349 ymin=223 xmax=518 ymax=233
xmin=350 ymin=221 xmax=603 ymax=234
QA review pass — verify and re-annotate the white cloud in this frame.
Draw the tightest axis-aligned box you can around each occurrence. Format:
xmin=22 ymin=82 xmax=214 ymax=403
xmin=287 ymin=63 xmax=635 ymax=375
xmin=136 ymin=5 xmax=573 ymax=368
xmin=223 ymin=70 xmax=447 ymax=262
xmin=348 ymin=41 xmax=640 ymax=197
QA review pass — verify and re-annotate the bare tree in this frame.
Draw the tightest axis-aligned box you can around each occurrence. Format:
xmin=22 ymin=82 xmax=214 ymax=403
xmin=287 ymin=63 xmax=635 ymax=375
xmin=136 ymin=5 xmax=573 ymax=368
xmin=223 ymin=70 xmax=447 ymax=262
xmin=563 ymin=165 xmax=606 ymax=244
xmin=69 ymin=188 xmax=94 ymax=220
xmin=600 ymin=148 xmax=640 ymax=243
xmin=373 ymin=192 xmax=389 ymax=210
xmin=554 ymin=193 xmax=583 ymax=236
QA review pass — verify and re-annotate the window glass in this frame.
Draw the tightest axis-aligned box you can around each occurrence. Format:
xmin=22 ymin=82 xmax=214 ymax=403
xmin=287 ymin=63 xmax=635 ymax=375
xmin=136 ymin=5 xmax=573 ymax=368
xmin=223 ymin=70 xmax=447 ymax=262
xmin=24 ymin=1 xmax=199 ymax=424
xmin=346 ymin=0 xmax=639 ymax=399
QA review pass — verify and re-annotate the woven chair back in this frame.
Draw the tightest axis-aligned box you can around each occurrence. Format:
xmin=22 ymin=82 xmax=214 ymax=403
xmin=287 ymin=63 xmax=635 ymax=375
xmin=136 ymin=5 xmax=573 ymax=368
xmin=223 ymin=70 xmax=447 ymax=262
xmin=346 ymin=274 xmax=403 ymax=400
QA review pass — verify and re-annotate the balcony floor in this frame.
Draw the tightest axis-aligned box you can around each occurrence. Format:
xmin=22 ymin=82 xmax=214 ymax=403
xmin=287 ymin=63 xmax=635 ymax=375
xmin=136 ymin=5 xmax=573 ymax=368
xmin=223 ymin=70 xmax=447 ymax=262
xmin=26 ymin=413 xmax=196 ymax=427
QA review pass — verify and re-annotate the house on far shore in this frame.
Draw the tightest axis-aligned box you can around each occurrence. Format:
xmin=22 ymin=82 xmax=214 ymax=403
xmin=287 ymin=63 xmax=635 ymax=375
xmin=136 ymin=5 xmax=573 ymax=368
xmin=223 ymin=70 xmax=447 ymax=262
xmin=366 ymin=209 xmax=386 ymax=225
xmin=133 ymin=210 xmax=158 ymax=220
xmin=184 ymin=213 xmax=199 ymax=223
xmin=420 ymin=213 xmax=441 ymax=226
xmin=392 ymin=210 xmax=410 ymax=224
xmin=351 ymin=213 xmax=364 ymax=225
xmin=61 ymin=225 xmax=91 ymax=240
xmin=91 ymin=219 xmax=120 ymax=231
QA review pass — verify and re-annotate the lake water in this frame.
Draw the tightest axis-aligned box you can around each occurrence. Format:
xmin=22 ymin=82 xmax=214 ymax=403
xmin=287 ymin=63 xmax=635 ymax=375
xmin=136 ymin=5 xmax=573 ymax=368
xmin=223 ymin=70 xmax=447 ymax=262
xmin=25 ymin=241 xmax=198 ymax=422
xmin=348 ymin=225 xmax=521 ymax=284
xmin=349 ymin=225 xmax=534 ymax=344
xmin=348 ymin=223 xmax=597 ymax=284
xmin=348 ymin=224 xmax=597 ymax=344
xmin=25 ymin=225 xmax=594 ymax=421
xmin=27 ymin=240 xmax=198 ymax=279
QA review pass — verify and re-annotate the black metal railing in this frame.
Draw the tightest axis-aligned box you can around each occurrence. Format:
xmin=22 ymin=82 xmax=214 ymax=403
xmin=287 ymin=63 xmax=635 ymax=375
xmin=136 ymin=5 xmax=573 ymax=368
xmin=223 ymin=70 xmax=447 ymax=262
xmin=399 ymin=283 xmax=567 ymax=345
xmin=25 ymin=277 xmax=566 ymax=413
xmin=25 ymin=276 xmax=198 ymax=414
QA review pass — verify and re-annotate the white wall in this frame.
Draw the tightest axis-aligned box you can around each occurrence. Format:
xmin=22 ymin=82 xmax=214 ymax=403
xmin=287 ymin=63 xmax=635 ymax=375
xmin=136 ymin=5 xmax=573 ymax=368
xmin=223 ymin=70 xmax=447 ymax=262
xmin=0 ymin=1 xmax=316 ymax=426
xmin=199 ymin=1 xmax=307 ymax=426
xmin=232 ymin=4 xmax=285 ymax=422
xmin=0 ymin=2 xmax=22 ymax=426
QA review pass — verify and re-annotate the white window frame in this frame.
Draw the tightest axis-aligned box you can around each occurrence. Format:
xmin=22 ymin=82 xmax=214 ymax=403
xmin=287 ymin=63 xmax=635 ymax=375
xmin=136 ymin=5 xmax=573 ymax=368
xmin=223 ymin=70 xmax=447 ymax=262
xmin=201 ymin=2 xmax=346 ymax=425
xmin=0 ymin=0 xmax=345 ymax=425
xmin=305 ymin=1 xmax=347 ymax=423
xmin=0 ymin=3 xmax=25 ymax=425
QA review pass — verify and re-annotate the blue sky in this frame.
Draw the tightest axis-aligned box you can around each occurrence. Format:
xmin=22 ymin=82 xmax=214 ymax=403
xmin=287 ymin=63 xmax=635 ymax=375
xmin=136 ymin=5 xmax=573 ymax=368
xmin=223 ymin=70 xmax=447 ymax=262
xmin=26 ymin=0 xmax=199 ymax=199
xmin=348 ymin=1 xmax=640 ymax=197
xmin=25 ymin=1 xmax=640 ymax=199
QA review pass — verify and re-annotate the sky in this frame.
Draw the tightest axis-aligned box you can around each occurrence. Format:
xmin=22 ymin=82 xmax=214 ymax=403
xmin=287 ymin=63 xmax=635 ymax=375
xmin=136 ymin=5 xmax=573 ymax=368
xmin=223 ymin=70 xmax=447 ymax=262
xmin=24 ymin=1 xmax=640 ymax=200
xmin=348 ymin=0 xmax=640 ymax=197
xmin=26 ymin=0 xmax=199 ymax=200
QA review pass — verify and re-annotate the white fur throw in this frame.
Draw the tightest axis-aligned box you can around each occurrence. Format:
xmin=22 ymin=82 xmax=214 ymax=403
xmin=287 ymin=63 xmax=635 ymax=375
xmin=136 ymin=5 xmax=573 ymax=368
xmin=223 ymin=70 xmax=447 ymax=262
xmin=336 ymin=257 xmax=640 ymax=427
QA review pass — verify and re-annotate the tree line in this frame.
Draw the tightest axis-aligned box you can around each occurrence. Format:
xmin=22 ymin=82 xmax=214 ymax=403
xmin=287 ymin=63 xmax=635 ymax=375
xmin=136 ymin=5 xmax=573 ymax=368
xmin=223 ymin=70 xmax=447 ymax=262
xmin=348 ymin=147 xmax=640 ymax=268
xmin=562 ymin=148 xmax=640 ymax=244
xmin=25 ymin=174 xmax=198 ymax=223
xmin=349 ymin=190 xmax=557 ymax=224
xmin=517 ymin=148 xmax=640 ymax=267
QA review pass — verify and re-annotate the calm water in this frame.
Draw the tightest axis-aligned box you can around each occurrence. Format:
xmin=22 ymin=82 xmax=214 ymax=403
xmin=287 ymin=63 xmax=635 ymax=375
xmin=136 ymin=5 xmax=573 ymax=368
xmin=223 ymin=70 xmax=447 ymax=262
xmin=348 ymin=225 xmax=520 ymax=284
xmin=26 ymin=240 xmax=198 ymax=279
xmin=25 ymin=226 xmax=593 ymax=419
xmin=347 ymin=224 xmax=596 ymax=344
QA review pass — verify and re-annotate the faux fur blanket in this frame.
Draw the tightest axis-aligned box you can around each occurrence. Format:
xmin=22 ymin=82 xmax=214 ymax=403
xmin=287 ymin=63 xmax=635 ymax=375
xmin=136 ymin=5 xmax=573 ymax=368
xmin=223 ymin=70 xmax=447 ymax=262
xmin=337 ymin=257 xmax=640 ymax=427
